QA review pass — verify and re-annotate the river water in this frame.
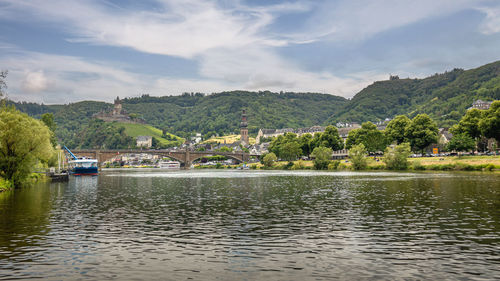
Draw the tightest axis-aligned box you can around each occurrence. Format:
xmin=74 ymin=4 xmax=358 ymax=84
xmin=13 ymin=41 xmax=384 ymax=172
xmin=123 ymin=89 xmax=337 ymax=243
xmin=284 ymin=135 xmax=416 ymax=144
xmin=0 ymin=170 xmax=499 ymax=280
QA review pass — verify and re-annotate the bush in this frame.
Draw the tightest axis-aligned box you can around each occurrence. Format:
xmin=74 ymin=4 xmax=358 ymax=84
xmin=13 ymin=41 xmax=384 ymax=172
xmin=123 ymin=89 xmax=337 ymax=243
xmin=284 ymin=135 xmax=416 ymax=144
xmin=292 ymin=160 xmax=306 ymax=170
xmin=0 ymin=177 xmax=13 ymax=192
xmin=262 ymin=152 xmax=277 ymax=168
xmin=411 ymin=160 xmax=425 ymax=170
xmin=328 ymin=160 xmax=340 ymax=170
xmin=284 ymin=161 xmax=294 ymax=170
xmin=311 ymin=146 xmax=333 ymax=170
xmin=250 ymin=164 xmax=257 ymax=170
xmin=348 ymin=144 xmax=368 ymax=170
xmin=338 ymin=163 xmax=349 ymax=170
xmin=485 ymin=164 xmax=495 ymax=171
xmin=383 ymin=143 xmax=411 ymax=170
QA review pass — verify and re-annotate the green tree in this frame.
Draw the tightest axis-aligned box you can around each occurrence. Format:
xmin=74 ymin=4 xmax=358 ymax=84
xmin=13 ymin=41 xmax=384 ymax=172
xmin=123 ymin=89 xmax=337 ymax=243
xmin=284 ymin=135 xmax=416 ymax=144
xmin=319 ymin=125 xmax=344 ymax=151
xmin=298 ymin=133 xmax=313 ymax=156
xmin=345 ymin=122 xmax=386 ymax=153
xmin=446 ymin=133 xmax=476 ymax=153
xmin=348 ymin=143 xmax=368 ymax=170
xmin=311 ymin=146 xmax=332 ymax=170
xmin=450 ymin=108 xmax=483 ymax=139
xmin=385 ymin=115 xmax=410 ymax=144
xmin=383 ymin=143 xmax=411 ymax=170
xmin=262 ymin=152 xmax=277 ymax=167
xmin=279 ymin=142 xmax=302 ymax=161
xmin=0 ymin=107 xmax=55 ymax=186
xmin=41 ymin=113 xmax=57 ymax=148
xmin=479 ymin=101 xmax=500 ymax=144
xmin=405 ymin=114 xmax=439 ymax=154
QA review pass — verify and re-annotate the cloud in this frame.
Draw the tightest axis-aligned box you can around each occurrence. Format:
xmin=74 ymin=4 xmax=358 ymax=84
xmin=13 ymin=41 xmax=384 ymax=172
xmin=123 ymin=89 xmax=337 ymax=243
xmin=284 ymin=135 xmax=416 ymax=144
xmin=21 ymin=70 xmax=51 ymax=93
xmin=478 ymin=6 xmax=500 ymax=34
xmin=0 ymin=0 xmax=301 ymax=58
xmin=289 ymin=0 xmax=485 ymax=43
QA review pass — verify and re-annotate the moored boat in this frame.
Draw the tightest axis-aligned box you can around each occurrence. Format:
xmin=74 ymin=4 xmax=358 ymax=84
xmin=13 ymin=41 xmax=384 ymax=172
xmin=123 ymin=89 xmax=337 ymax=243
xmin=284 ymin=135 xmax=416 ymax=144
xmin=64 ymin=146 xmax=99 ymax=176
xmin=158 ymin=160 xmax=181 ymax=169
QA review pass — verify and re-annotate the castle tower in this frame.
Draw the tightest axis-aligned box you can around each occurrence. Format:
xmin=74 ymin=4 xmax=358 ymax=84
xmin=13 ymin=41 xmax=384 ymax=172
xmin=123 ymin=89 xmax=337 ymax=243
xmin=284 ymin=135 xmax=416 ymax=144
xmin=113 ymin=96 xmax=123 ymax=115
xmin=240 ymin=109 xmax=249 ymax=145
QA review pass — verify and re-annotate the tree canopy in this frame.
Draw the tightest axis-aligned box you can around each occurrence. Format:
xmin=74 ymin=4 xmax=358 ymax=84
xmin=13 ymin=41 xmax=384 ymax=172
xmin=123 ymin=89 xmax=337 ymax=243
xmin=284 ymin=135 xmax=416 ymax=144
xmin=385 ymin=115 xmax=410 ymax=144
xmin=0 ymin=107 xmax=54 ymax=186
xmin=345 ymin=122 xmax=387 ymax=153
xmin=405 ymin=114 xmax=439 ymax=153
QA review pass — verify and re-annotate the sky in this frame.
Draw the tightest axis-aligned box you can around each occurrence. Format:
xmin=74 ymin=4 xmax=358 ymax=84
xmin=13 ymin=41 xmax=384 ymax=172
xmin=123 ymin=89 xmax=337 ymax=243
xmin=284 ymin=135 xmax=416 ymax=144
xmin=1 ymin=0 xmax=500 ymax=104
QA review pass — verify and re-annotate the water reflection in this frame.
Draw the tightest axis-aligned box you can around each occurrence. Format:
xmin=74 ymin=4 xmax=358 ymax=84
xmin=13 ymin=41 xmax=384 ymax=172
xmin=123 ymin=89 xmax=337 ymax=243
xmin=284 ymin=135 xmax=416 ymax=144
xmin=0 ymin=171 xmax=499 ymax=280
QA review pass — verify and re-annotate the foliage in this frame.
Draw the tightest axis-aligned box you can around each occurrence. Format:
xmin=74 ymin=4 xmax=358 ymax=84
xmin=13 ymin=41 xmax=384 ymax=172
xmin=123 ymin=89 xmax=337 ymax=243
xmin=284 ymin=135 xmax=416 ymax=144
xmin=450 ymin=109 xmax=483 ymax=139
xmin=479 ymin=101 xmax=500 ymax=143
xmin=311 ymin=146 xmax=333 ymax=170
xmin=298 ymin=133 xmax=313 ymax=156
xmin=405 ymin=114 xmax=438 ymax=153
xmin=383 ymin=143 xmax=411 ymax=170
xmin=114 ymin=122 xmax=183 ymax=148
xmin=262 ymin=152 xmax=277 ymax=167
xmin=216 ymin=146 xmax=233 ymax=152
xmin=327 ymin=61 xmax=500 ymax=127
xmin=345 ymin=122 xmax=387 ymax=153
xmin=0 ymin=107 xmax=54 ymax=186
xmin=317 ymin=125 xmax=344 ymax=151
xmin=348 ymin=143 xmax=368 ymax=170
xmin=72 ymin=119 xmax=135 ymax=149
xmin=328 ymin=160 xmax=340 ymax=170
xmin=446 ymin=133 xmax=476 ymax=153
xmin=279 ymin=142 xmax=302 ymax=161
xmin=385 ymin=115 xmax=410 ymax=144
xmin=41 ymin=113 xmax=58 ymax=147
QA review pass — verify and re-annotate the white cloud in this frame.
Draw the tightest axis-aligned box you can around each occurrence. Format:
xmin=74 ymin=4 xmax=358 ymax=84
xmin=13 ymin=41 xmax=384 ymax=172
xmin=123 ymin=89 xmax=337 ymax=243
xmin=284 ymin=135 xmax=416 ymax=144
xmin=0 ymin=0 xmax=300 ymax=58
xmin=290 ymin=0 xmax=485 ymax=43
xmin=478 ymin=6 xmax=500 ymax=34
xmin=21 ymin=70 xmax=51 ymax=93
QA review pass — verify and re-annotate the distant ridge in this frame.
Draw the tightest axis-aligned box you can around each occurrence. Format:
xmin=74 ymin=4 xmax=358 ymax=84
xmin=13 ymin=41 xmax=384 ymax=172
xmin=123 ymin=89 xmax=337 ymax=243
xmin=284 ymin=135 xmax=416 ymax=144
xmin=327 ymin=60 xmax=500 ymax=127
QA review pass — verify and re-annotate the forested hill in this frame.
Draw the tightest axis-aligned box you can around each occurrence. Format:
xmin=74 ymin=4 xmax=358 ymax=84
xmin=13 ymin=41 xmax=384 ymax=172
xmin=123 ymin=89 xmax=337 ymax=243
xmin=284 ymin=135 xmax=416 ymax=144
xmin=327 ymin=60 xmax=500 ymax=126
xmin=122 ymin=91 xmax=347 ymax=136
xmin=11 ymin=91 xmax=348 ymax=145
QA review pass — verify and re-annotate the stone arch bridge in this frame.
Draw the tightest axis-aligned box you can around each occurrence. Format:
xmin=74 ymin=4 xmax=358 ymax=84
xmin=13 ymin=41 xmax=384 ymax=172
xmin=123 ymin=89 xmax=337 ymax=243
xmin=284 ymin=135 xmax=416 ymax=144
xmin=70 ymin=149 xmax=259 ymax=169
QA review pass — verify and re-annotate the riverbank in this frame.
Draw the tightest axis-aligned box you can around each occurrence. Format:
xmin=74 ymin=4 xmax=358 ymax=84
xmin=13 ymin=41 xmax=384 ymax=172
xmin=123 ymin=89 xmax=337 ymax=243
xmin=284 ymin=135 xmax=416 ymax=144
xmin=0 ymin=177 xmax=13 ymax=192
xmin=194 ymin=155 xmax=500 ymax=172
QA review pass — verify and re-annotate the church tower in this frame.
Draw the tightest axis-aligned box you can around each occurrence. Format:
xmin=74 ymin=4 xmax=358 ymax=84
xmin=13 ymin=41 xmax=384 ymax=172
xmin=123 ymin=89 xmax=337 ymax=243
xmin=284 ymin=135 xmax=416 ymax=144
xmin=240 ymin=109 xmax=249 ymax=145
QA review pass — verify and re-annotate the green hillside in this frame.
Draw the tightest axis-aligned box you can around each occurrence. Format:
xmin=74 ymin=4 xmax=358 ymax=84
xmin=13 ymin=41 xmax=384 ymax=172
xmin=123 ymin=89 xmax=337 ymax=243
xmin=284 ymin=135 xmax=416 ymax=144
xmin=113 ymin=123 xmax=184 ymax=147
xmin=327 ymin=61 xmax=500 ymax=126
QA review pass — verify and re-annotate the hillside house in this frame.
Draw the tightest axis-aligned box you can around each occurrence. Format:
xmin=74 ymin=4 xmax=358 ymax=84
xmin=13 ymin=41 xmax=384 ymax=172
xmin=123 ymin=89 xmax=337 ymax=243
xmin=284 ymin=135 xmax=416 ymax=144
xmin=136 ymin=136 xmax=153 ymax=148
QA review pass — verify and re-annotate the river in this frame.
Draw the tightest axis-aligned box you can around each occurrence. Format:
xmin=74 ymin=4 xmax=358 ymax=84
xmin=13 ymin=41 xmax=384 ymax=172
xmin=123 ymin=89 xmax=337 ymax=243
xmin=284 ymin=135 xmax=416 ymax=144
xmin=1 ymin=170 xmax=499 ymax=280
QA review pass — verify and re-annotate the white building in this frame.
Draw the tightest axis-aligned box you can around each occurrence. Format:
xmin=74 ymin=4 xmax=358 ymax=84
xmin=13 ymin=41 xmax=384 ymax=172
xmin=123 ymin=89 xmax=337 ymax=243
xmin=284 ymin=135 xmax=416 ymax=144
xmin=136 ymin=136 xmax=153 ymax=148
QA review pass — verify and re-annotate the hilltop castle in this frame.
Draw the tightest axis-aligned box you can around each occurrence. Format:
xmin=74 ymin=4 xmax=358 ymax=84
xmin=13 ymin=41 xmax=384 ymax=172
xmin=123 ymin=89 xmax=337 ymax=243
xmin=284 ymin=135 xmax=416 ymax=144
xmin=94 ymin=96 xmax=144 ymax=123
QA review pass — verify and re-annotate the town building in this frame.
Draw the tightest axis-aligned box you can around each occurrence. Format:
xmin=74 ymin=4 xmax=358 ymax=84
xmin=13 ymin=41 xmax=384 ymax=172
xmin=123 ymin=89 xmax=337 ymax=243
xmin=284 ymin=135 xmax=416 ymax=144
xmin=470 ymin=100 xmax=493 ymax=110
xmin=240 ymin=109 xmax=249 ymax=145
xmin=256 ymin=126 xmax=327 ymax=144
xmin=136 ymin=136 xmax=153 ymax=148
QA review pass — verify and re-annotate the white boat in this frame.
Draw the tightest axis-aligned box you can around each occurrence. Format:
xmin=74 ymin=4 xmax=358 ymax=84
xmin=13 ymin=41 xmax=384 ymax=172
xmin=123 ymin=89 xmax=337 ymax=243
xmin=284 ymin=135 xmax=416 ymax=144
xmin=158 ymin=160 xmax=180 ymax=169
xmin=68 ymin=158 xmax=99 ymax=175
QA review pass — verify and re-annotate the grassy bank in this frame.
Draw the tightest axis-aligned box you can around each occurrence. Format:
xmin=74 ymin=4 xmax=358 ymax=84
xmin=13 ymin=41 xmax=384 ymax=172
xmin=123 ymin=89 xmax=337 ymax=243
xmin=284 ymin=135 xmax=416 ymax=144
xmin=193 ymin=155 xmax=500 ymax=172
xmin=0 ymin=177 xmax=13 ymax=192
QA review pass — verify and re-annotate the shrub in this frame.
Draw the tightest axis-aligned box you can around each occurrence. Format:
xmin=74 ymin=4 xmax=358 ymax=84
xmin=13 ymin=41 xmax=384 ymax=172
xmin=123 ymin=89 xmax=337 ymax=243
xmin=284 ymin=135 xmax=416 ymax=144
xmin=485 ymin=164 xmax=495 ymax=171
xmin=328 ymin=160 xmax=340 ymax=170
xmin=262 ymin=152 xmax=277 ymax=168
xmin=338 ymin=163 xmax=349 ymax=170
xmin=348 ymin=144 xmax=368 ymax=170
xmin=411 ymin=160 xmax=425 ymax=170
xmin=292 ymin=160 xmax=306 ymax=170
xmin=383 ymin=143 xmax=411 ymax=170
xmin=311 ymin=146 xmax=333 ymax=170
